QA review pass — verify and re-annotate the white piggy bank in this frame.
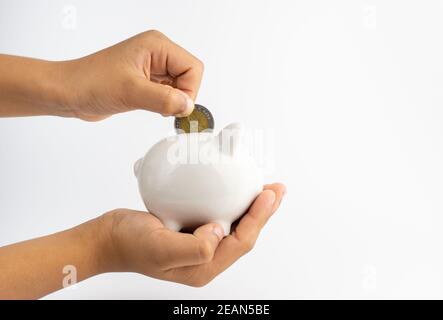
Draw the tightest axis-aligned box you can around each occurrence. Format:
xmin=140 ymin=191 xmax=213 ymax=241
xmin=134 ymin=123 xmax=263 ymax=236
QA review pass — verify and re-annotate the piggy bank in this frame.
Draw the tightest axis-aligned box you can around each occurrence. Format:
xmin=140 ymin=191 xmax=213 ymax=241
xmin=134 ymin=123 xmax=263 ymax=235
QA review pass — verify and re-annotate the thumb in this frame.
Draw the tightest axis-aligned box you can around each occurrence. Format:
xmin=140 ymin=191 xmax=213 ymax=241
xmin=131 ymin=79 xmax=194 ymax=117
xmin=158 ymin=223 xmax=224 ymax=270
xmin=192 ymin=223 xmax=225 ymax=262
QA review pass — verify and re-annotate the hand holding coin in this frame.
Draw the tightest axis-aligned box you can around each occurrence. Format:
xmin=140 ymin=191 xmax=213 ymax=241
xmin=0 ymin=30 xmax=204 ymax=121
xmin=68 ymin=30 xmax=204 ymax=121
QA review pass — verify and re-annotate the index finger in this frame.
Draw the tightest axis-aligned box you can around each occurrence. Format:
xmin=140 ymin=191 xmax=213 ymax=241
xmin=162 ymin=38 xmax=204 ymax=101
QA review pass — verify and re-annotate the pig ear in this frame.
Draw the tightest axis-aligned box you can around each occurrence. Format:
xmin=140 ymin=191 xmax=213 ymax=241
xmin=217 ymin=123 xmax=243 ymax=157
xmin=134 ymin=158 xmax=143 ymax=177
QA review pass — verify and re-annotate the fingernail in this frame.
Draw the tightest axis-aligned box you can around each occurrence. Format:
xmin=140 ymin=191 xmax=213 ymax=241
xmin=212 ymin=225 xmax=224 ymax=240
xmin=176 ymin=91 xmax=194 ymax=117
xmin=267 ymin=191 xmax=276 ymax=207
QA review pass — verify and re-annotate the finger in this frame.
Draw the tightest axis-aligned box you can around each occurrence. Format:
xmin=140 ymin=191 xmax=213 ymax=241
xmin=161 ymin=39 xmax=204 ymax=102
xmin=168 ymin=185 xmax=285 ymax=286
xmin=231 ymin=189 xmax=276 ymax=245
xmin=155 ymin=222 xmax=224 ymax=270
xmin=209 ymin=187 xmax=283 ymax=276
xmin=131 ymin=79 xmax=194 ymax=116
xmin=225 ymin=184 xmax=286 ymax=235
xmin=264 ymin=183 xmax=287 ymax=214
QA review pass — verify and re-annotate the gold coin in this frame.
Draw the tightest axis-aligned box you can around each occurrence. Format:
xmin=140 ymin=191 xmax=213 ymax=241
xmin=174 ymin=104 xmax=214 ymax=133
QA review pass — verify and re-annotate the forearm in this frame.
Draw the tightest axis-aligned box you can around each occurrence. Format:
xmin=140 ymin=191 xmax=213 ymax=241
xmin=0 ymin=54 xmax=72 ymax=118
xmin=0 ymin=217 xmax=107 ymax=299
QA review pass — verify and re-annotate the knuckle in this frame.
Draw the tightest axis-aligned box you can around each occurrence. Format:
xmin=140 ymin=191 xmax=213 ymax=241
xmin=145 ymin=29 xmax=165 ymax=39
xmin=195 ymin=58 xmax=204 ymax=72
xmin=182 ymin=266 xmax=214 ymax=287
xmin=102 ymin=208 xmax=126 ymax=225
xmin=104 ymin=208 xmax=120 ymax=216
xmin=198 ymin=240 xmax=214 ymax=263
xmin=161 ymin=87 xmax=178 ymax=116
xmin=187 ymin=277 xmax=210 ymax=288
xmin=242 ymin=239 xmax=255 ymax=253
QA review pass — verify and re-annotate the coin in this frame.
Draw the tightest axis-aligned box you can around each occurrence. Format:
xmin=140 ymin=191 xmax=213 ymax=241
xmin=174 ymin=104 xmax=214 ymax=134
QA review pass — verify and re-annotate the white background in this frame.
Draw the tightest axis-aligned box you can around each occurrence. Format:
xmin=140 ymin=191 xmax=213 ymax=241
xmin=1 ymin=0 xmax=443 ymax=299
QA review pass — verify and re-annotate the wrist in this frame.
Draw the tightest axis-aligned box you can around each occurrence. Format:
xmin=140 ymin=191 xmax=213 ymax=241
xmin=0 ymin=55 xmax=76 ymax=118
xmin=42 ymin=60 xmax=79 ymax=118
xmin=21 ymin=58 xmax=89 ymax=119
xmin=70 ymin=214 xmax=115 ymax=277
xmin=87 ymin=212 xmax=126 ymax=274
xmin=53 ymin=56 xmax=114 ymax=121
